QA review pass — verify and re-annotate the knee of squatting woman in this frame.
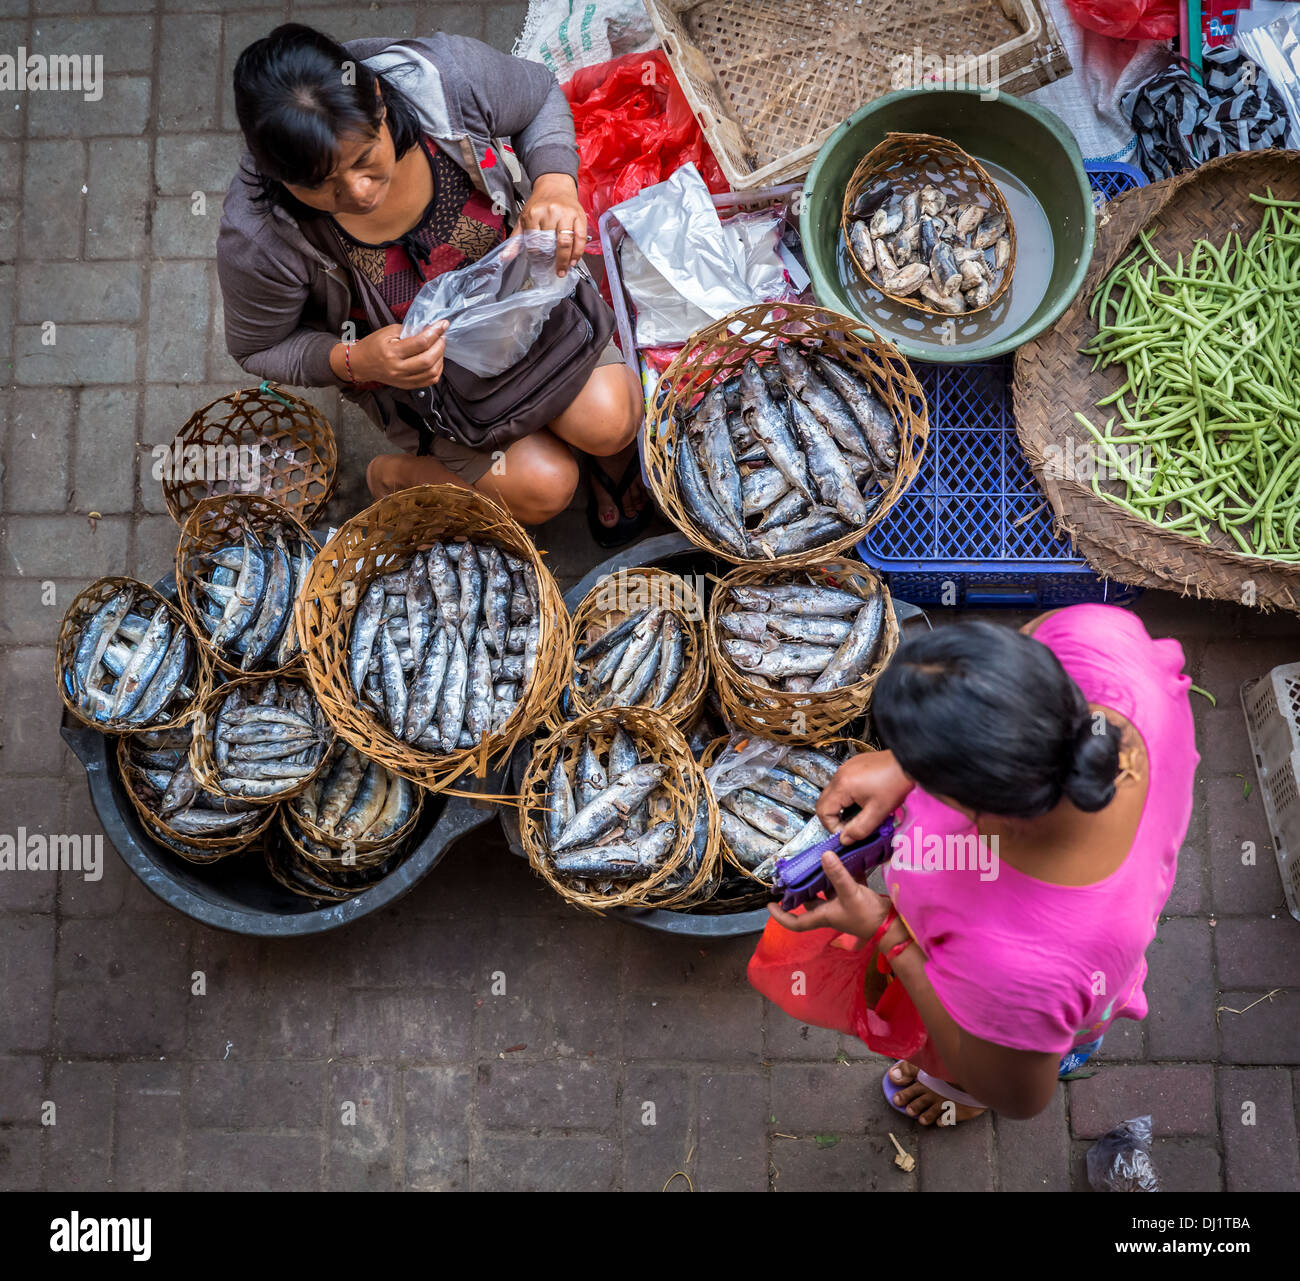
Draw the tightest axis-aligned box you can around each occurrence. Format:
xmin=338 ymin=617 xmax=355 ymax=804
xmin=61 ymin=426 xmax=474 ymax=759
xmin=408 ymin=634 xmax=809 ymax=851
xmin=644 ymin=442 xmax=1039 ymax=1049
xmin=761 ymin=605 xmax=1197 ymax=1124
xmin=216 ymin=23 xmax=646 ymax=537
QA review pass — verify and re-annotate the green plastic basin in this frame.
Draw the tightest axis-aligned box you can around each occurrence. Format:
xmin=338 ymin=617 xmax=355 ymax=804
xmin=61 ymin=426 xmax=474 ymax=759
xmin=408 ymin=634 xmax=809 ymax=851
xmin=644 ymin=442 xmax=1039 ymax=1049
xmin=800 ymin=89 xmax=1096 ymax=363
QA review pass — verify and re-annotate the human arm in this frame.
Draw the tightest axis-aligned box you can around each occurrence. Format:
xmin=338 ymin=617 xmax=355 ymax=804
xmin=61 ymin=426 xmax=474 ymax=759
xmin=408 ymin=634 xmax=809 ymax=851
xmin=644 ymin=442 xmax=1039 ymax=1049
xmin=328 ymin=321 xmax=449 ymax=389
xmin=815 ymin=749 xmax=915 ymax=843
xmin=768 ymin=856 xmax=1063 ymax=1119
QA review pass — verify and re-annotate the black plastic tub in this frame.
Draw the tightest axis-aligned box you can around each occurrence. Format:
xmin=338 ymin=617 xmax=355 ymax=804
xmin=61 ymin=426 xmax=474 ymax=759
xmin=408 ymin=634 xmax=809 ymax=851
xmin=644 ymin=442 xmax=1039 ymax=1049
xmin=61 ymin=572 xmax=501 ymax=935
xmin=498 ymin=531 xmax=772 ymax=937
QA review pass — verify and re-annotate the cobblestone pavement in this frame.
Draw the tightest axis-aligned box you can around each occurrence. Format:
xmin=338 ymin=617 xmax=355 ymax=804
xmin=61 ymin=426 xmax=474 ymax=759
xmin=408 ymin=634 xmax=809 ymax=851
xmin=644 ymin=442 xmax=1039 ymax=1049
xmin=1 ymin=0 xmax=1298 ymax=1194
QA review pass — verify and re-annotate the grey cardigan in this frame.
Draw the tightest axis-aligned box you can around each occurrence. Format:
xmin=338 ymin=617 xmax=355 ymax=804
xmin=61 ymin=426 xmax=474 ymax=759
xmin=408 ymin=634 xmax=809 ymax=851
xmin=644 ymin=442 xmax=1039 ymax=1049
xmin=216 ymin=32 xmax=579 ymax=422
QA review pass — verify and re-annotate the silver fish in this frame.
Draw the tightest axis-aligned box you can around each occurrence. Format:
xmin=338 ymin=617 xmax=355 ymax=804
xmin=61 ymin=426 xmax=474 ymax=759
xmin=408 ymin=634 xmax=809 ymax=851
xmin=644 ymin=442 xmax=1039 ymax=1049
xmin=740 ymin=467 xmax=791 ymax=517
xmin=920 ymin=280 xmax=966 ymax=315
xmin=405 ymin=550 xmax=433 ymax=669
xmin=436 ymin=632 xmax=469 ymax=753
xmin=650 ymin=613 xmax=685 ymax=709
xmin=546 ymin=753 xmax=575 ymax=848
xmin=241 ymin=530 xmax=292 ymax=669
xmin=211 ymin=531 xmax=266 ymax=649
xmin=725 ymin=788 xmax=804 ymax=843
xmin=754 ymin=509 xmax=855 ymax=558
xmin=378 ymin=622 xmax=408 ymax=736
xmin=739 ymin=359 xmax=814 ymax=503
xmin=691 ymin=386 xmax=746 ymax=541
xmin=882 ymin=261 xmax=930 ymax=297
xmin=348 ymin=579 xmax=386 ymax=696
xmin=719 ymin=808 xmax=780 ymax=869
xmin=972 ymin=211 xmax=1006 ymax=250
xmin=722 ymin=638 xmax=838 ymax=680
xmin=869 ymin=200 xmax=903 ymax=237
xmin=810 ymin=591 xmax=885 ymax=692
xmin=403 ymin=624 xmax=450 ymax=741
xmin=575 ymin=735 xmax=607 ymax=809
xmin=109 ymin=604 xmax=171 ymax=719
xmin=728 ymin=584 xmax=865 ymax=616
xmin=426 ymin=541 xmax=462 ymax=628
xmin=675 ymin=431 xmax=748 ymax=557
xmin=848 ymin=219 xmax=875 ymax=273
xmin=457 ymin=543 xmax=483 ymax=650
xmin=552 ymin=763 xmax=666 ymax=853
xmin=776 ymin=345 xmax=871 ymax=461
xmin=786 ymin=395 xmax=868 ymax=526
xmin=464 ymin=634 xmax=494 ymax=743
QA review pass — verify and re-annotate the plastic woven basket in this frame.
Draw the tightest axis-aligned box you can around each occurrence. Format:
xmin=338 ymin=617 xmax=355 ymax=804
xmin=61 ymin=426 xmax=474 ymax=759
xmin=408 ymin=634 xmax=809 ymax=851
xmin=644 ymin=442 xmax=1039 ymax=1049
xmin=855 ymin=163 xmax=1148 ymax=608
xmin=1241 ymin=665 xmax=1300 ymax=922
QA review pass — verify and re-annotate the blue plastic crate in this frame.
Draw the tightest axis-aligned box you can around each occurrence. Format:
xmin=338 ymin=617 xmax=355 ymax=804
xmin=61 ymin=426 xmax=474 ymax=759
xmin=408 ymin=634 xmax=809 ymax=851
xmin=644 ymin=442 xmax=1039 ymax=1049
xmin=856 ymin=164 xmax=1148 ymax=609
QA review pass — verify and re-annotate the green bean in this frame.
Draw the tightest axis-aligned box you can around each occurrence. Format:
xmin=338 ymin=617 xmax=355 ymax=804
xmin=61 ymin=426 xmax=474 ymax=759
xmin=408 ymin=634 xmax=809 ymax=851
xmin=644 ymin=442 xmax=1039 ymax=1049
xmin=1076 ymin=190 xmax=1300 ymax=559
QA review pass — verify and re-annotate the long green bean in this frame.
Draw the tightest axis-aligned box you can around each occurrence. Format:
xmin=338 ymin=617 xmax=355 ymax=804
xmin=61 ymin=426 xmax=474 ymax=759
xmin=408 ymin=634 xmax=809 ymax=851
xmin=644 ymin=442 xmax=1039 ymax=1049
xmin=1075 ymin=188 xmax=1300 ymax=559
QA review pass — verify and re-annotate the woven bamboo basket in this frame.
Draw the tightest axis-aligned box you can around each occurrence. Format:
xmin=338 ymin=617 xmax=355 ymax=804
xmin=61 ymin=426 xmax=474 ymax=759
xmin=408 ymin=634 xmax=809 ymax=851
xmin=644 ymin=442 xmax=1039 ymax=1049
xmin=519 ymin=707 xmax=713 ymax=913
xmin=189 ymin=672 xmax=334 ymax=806
xmin=564 ymin=567 xmax=708 ymax=725
xmin=295 ymin=484 xmax=571 ymax=793
xmin=274 ymin=812 xmax=408 ymax=896
xmin=285 ymin=745 xmax=426 ymax=871
xmin=160 ymin=384 xmax=337 ymax=527
xmin=175 ymin=493 xmax=320 ymax=679
xmin=701 ymin=733 xmax=871 ymax=886
xmin=116 ymin=734 xmax=274 ymax=863
xmin=645 ymin=0 xmax=1071 ymax=190
xmin=265 ymin=830 xmax=353 ymax=902
xmin=643 ymin=302 xmax=928 ymax=569
xmin=1014 ymin=150 xmax=1300 ymax=612
xmin=707 ymin=558 xmax=898 ymax=743
xmin=841 ymin=132 xmax=1017 ymax=315
xmin=638 ymin=784 xmax=725 ymax=912
xmin=55 ymin=575 xmax=210 ymax=735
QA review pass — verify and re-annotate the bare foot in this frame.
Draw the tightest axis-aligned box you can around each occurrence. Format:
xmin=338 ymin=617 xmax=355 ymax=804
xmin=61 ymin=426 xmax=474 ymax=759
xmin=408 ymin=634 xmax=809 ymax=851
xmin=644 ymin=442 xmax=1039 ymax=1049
xmin=589 ymin=444 xmax=647 ymax=530
xmin=887 ymin=1060 xmax=986 ymax=1126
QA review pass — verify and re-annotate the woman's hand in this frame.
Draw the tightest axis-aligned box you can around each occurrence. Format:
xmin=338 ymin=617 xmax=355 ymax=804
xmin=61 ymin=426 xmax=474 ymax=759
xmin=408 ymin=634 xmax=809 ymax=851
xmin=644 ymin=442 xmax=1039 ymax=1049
xmin=816 ymin=750 xmax=913 ymax=843
xmin=343 ymin=321 xmax=449 ymax=389
xmin=517 ymin=173 xmax=587 ymax=275
xmin=766 ymin=850 xmax=894 ymax=943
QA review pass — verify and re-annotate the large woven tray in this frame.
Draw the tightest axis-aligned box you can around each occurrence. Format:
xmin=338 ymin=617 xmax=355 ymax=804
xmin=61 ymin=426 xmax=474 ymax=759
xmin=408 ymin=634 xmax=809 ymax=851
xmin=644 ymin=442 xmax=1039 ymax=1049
xmin=646 ymin=0 xmax=1071 ymax=190
xmin=1013 ymin=150 xmax=1300 ymax=613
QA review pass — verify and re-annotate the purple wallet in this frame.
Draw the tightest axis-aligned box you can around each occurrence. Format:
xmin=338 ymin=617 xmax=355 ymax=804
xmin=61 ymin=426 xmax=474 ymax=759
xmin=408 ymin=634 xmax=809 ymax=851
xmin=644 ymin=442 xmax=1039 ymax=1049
xmin=771 ymin=818 xmax=895 ymax=912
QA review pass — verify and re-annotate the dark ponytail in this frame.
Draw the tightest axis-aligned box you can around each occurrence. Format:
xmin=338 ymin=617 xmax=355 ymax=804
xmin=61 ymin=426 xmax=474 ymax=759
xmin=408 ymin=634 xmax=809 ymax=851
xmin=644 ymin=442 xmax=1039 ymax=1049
xmin=872 ymin=620 xmax=1121 ymax=820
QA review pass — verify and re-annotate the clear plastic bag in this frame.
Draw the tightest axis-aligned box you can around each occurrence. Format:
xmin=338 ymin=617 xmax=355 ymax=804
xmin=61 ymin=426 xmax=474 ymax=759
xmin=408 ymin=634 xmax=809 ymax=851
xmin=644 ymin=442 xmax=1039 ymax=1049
xmin=400 ymin=229 xmax=578 ymax=378
xmin=1086 ymin=1115 xmax=1161 ymax=1191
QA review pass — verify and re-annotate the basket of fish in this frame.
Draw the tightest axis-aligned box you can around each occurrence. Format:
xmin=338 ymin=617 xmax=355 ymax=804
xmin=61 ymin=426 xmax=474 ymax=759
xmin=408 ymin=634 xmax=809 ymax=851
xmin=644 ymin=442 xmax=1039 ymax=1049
xmin=175 ymin=494 xmax=318 ymax=678
xmin=284 ymin=742 xmax=424 ymax=871
xmin=56 ymin=576 xmax=208 ymax=734
xmin=708 ymin=558 xmax=897 ymax=743
xmin=565 ymin=567 xmax=708 ymax=724
xmin=266 ymin=830 xmax=412 ymax=903
xmin=702 ymin=735 xmax=867 ymax=887
xmin=116 ymin=731 xmax=276 ymax=863
xmin=190 ymin=673 xmax=334 ymax=805
xmin=520 ymin=707 xmax=719 ymax=913
xmin=643 ymin=302 xmax=927 ymax=568
xmin=296 ymin=484 xmax=570 ymax=793
xmin=161 ymin=383 xmax=337 ymax=528
xmin=841 ymin=132 xmax=1016 ymax=317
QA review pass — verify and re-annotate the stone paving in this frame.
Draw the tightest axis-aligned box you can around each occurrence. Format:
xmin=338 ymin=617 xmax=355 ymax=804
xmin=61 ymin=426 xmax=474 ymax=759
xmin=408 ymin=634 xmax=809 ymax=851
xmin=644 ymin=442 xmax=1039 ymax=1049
xmin=1 ymin=0 xmax=1298 ymax=1193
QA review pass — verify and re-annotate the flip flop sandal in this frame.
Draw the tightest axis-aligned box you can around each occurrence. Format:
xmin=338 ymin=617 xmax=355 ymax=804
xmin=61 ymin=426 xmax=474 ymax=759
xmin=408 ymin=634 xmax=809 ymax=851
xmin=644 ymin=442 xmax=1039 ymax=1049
xmin=586 ymin=455 xmax=654 ymax=550
xmin=883 ymin=1061 xmax=987 ymax=1120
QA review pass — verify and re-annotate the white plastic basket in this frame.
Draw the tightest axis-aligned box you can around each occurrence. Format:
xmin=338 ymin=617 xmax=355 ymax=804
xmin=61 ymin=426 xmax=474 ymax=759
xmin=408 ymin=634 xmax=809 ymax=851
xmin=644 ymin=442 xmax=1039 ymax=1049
xmin=1241 ymin=663 xmax=1300 ymax=921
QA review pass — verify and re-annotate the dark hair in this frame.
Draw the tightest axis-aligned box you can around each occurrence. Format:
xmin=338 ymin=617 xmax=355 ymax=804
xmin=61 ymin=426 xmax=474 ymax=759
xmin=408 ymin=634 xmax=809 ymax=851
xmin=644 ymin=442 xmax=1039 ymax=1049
xmin=233 ymin=23 xmax=422 ymax=218
xmin=872 ymin=620 xmax=1121 ymax=819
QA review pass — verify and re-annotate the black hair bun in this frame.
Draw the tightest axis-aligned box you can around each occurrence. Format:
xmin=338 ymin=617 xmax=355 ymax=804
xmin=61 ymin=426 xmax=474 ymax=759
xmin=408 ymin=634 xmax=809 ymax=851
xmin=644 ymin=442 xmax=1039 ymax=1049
xmin=1061 ymin=714 xmax=1121 ymax=812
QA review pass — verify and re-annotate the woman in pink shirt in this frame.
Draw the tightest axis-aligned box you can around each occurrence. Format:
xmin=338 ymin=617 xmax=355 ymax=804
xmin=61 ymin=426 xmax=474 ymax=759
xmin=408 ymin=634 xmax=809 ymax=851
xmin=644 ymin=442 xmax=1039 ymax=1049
xmin=763 ymin=604 xmax=1197 ymax=1125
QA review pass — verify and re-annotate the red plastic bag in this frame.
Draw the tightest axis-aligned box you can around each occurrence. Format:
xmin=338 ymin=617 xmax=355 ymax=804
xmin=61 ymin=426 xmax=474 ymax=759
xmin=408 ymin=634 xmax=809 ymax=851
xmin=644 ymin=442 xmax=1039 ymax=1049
xmin=563 ymin=50 xmax=728 ymax=243
xmin=747 ymin=909 xmax=931 ymax=1063
xmin=1065 ymin=0 xmax=1179 ymax=40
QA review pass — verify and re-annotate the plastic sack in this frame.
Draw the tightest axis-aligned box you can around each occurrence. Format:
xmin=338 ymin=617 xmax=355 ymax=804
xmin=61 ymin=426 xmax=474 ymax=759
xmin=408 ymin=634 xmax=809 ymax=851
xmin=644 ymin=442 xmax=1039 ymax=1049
xmin=1086 ymin=1116 xmax=1161 ymax=1191
xmin=563 ymin=50 xmax=727 ymax=235
xmin=747 ymin=909 xmax=933 ymax=1063
xmin=1065 ymin=0 xmax=1179 ymax=39
xmin=513 ymin=0 xmax=657 ymax=84
xmin=400 ymin=230 xmax=576 ymax=378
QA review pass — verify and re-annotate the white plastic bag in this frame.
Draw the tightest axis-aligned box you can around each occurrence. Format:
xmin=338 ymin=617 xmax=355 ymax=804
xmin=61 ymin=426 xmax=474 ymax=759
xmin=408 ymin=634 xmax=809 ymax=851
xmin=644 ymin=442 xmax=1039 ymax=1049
xmin=400 ymin=230 xmax=577 ymax=378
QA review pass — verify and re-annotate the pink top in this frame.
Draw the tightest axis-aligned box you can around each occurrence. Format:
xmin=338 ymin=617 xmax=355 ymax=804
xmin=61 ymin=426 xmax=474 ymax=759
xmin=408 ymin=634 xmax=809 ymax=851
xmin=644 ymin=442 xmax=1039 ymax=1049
xmin=886 ymin=604 xmax=1197 ymax=1054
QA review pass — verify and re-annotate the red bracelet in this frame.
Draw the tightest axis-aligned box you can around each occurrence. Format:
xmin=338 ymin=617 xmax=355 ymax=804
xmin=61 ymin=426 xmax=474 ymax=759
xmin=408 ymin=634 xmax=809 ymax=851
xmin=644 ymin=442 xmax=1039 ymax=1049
xmin=865 ymin=906 xmax=898 ymax=955
xmin=343 ymin=342 xmax=356 ymax=383
xmin=885 ymin=938 xmax=913 ymax=961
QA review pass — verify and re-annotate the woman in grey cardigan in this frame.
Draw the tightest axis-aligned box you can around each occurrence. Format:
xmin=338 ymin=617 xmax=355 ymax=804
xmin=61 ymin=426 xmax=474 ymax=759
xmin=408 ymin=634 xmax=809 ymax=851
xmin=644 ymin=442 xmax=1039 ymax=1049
xmin=217 ymin=24 xmax=647 ymax=538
